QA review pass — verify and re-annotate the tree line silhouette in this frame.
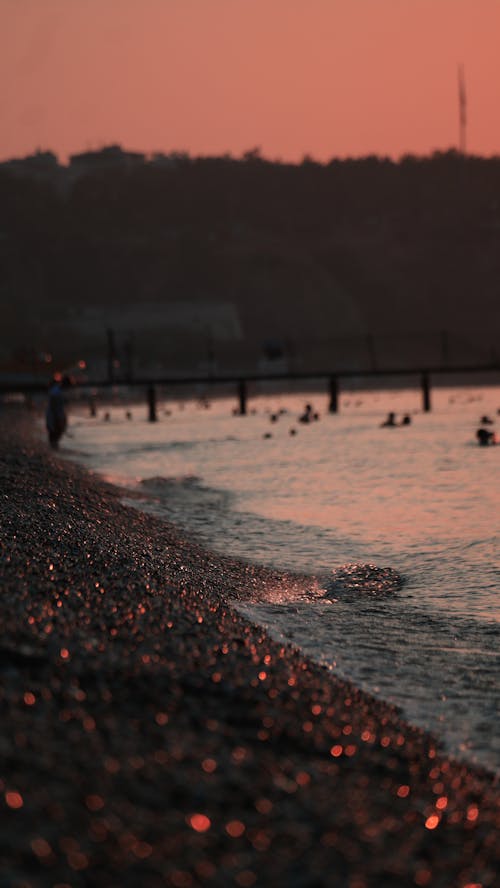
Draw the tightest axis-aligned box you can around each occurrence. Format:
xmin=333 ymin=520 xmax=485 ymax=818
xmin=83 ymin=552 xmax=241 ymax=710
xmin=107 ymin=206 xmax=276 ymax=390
xmin=1 ymin=149 xmax=499 ymax=374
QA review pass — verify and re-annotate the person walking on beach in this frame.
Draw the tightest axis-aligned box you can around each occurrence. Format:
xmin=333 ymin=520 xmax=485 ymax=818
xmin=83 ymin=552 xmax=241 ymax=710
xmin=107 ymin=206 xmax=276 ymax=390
xmin=46 ymin=375 xmax=70 ymax=449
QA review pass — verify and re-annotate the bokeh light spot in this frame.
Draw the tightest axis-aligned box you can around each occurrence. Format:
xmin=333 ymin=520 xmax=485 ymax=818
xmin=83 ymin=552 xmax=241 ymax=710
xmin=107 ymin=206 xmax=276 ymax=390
xmin=188 ymin=813 xmax=211 ymax=833
xmin=226 ymin=820 xmax=245 ymax=838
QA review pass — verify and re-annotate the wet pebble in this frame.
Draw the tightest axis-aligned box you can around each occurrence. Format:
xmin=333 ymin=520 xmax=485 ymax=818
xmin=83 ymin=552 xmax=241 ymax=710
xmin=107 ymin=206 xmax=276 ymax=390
xmin=0 ymin=415 xmax=498 ymax=887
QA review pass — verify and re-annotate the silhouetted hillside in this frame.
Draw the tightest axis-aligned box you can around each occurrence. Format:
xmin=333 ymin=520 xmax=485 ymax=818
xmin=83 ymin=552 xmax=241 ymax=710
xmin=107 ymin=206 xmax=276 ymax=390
xmin=1 ymin=150 xmax=499 ymax=377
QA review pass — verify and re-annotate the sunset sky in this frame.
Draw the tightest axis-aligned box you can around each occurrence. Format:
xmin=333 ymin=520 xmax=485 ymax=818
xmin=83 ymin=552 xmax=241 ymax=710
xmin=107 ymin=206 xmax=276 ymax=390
xmin=1 ymin=0 xmax=499 ymax=164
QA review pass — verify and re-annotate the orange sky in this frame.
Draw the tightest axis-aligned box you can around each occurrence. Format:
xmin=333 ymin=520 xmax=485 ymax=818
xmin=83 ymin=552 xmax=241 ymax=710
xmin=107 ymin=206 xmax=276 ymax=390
xmin=1 ymin=0 xmax=499 ymax=163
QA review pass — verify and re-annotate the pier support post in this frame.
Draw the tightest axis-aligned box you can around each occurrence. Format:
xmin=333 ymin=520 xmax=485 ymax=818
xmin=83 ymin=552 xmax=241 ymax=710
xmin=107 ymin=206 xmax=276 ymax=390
xmin=124 ymin=337 xmax=135 ymax=384
xmin=237 ymin=379 xmax=247 ymax=416
xmin=106 ymin=328 xmax=116 ymax=385
xmin=421 ymin=372 xmax=431 ymax=412
xmin=147 ymin=384 xmax=158 ymax=422
xmin=328 ymin=375 xmax=339 ymax=413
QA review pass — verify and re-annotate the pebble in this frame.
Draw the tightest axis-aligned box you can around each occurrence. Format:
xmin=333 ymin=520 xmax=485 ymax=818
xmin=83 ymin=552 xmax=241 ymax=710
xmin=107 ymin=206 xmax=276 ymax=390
xmin=0 ymin=412 xmax=498 ymax=887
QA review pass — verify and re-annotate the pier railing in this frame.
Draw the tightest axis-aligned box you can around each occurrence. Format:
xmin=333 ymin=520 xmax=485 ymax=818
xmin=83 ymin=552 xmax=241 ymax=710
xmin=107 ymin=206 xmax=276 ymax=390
xmin=2 ymin=363 xmax=499 ymax=417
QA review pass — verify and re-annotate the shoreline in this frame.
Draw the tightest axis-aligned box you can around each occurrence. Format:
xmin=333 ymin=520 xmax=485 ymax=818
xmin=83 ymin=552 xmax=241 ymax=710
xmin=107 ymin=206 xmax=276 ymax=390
xmin=1 ymin=411 xmax=499 ymax=887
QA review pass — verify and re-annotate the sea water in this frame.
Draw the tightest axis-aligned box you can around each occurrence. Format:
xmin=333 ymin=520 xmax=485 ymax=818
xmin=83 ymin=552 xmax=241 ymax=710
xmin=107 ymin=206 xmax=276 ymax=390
xmin=63 ymin=386 xmax=500 ymax=773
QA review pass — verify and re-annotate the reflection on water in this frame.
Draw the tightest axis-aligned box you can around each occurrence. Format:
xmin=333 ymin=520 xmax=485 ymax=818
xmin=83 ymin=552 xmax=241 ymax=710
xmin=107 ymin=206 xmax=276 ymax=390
xmin=64 ymin=386 xmax=500 ymax=771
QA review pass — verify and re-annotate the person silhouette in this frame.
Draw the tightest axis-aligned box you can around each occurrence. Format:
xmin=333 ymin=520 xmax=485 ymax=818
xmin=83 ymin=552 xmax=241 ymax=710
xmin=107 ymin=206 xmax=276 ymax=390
xmin=46 ymin=375 xmax=71 ymax=449
xmin=476 ymin=427 xmax=495 ymax=446
xmin=299 ymin=404 xmax=314 ymax=423
xmin=381 ymin=412 xmax=397 ymax=427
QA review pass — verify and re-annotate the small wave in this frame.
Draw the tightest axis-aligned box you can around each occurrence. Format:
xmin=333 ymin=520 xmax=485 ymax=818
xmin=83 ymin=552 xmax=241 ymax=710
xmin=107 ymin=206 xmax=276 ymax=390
xmin=321 ymin=563 xmax=403 ymax=599
xmin=123 ymin=441 xmax=198 ymax=456
xmin=134 ymin=474 xmax=234 ymax=520
xmin=139 ymin=474 xmax=203 ymax=491
xmin=124 ymin=435 xmax=239 ymax=457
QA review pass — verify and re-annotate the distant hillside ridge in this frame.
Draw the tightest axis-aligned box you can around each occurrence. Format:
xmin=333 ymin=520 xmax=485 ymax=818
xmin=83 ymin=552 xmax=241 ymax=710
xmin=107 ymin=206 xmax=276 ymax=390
xmin=1 ymin=149 xmax=499 ymax=377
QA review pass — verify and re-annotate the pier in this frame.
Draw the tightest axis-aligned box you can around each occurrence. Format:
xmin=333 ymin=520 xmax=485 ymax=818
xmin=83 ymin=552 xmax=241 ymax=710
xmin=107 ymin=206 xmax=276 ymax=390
xmin=2 ymin=363 xmax=498 ymax=417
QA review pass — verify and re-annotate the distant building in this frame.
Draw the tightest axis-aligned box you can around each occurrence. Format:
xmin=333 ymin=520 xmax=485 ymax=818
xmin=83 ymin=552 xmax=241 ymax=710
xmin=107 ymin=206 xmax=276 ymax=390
xmin=62 ymin=302 xmax=244 ymax=377
xmin=71 ymin=302 xmax=243 ymax=342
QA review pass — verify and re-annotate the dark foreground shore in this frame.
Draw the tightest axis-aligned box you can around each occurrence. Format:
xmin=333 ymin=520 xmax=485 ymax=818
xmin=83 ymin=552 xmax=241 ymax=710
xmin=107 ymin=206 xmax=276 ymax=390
xmin=1 ymin=413 xmax=499 ymax=888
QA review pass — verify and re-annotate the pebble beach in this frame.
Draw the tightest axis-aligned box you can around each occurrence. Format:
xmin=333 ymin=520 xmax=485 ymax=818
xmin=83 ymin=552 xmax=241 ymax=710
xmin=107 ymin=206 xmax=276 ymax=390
xmin=1 ymin=411 xmax=499 ymax=888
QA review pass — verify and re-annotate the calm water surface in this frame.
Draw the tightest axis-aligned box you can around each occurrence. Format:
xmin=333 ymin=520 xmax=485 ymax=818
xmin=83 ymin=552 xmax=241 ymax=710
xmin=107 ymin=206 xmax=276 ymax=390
xmin=64 ymin=386 xmax=500 ymax=773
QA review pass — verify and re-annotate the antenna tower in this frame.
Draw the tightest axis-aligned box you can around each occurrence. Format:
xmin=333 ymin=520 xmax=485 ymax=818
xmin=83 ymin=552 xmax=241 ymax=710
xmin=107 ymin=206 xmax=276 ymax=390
xmin=458 ymin=64 xmax=467 ymax=154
